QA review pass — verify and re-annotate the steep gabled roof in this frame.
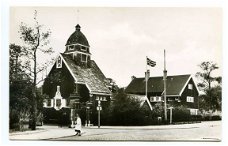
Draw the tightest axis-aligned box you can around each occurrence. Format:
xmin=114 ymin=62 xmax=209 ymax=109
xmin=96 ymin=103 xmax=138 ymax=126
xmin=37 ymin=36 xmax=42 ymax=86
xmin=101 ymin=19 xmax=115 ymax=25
xmin=60 ymin=53 xmax=111 ymax=95
xmin=125 ymin=74 xmax=197 ymax=96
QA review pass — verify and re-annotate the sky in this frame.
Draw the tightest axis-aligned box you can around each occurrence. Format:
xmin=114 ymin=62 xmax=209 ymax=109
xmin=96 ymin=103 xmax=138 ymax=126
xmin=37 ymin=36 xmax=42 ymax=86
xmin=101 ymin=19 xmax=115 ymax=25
xmin=10 ymin=7 xmax=222 ymax=87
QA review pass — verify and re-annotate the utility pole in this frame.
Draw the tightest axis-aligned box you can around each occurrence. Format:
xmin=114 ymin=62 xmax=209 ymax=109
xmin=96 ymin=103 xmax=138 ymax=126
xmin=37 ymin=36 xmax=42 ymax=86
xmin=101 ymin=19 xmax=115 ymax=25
xmin=163 ymin=50 xmax=167 ymax=122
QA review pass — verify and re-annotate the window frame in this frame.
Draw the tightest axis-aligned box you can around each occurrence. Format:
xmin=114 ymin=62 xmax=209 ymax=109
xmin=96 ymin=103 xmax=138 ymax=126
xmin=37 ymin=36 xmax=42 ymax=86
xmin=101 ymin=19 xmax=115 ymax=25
xmin=186 ymin=96 xmax=194 ymax=103
xmin=81 ymin=54 xmax=87 ymax=62
xmin=188 ymin=84 xmax=193 ymax=90
xmin=68 ymin=45 xmax=75 ymax=51
xmin=150 ymin=96 xmax=162 ymax=102
xmin=56 ymin=56 xmax=62 ymax=68
xmin=81 ymin=46 xmax=87 ymax=51
xmin=47 ymin=99 xmax=52 ymax=107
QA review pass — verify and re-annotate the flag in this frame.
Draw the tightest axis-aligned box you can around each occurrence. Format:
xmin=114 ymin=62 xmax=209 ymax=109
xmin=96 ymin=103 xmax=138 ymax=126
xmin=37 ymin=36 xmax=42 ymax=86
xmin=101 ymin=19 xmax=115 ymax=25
xmin=147 ymin=57 xmax=156 ymax=67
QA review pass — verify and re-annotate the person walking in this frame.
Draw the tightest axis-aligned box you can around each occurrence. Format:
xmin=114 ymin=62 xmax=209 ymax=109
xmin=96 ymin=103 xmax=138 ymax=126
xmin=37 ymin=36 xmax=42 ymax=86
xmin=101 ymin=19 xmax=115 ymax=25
xmin=74 ymin=113 xmax=82 ymax=136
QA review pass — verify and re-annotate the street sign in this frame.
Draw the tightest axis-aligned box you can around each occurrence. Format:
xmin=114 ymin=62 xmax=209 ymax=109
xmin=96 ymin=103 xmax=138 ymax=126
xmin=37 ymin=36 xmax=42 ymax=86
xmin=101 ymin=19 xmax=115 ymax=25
xmin=96 ymin=106 xmax=102 ymax=111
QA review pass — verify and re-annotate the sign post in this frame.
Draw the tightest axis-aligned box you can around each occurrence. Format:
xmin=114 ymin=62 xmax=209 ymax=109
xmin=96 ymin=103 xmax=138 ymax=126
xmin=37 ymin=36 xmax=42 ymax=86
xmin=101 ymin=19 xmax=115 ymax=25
xmin=97 ymin=100 xmax=102 ymax=128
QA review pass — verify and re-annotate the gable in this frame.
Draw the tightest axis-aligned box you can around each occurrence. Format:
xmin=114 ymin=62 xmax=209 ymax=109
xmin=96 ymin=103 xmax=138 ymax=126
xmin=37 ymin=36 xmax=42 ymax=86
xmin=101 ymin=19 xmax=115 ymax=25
xmin=179 ymin=77 xmax=200 ymax=96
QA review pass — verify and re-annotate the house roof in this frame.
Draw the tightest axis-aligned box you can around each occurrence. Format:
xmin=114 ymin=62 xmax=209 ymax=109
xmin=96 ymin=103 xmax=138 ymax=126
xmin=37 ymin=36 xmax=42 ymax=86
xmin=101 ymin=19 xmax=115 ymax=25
xmin=125 ymin=74 xmax=195 ymax=96
xmin=60 ymin=53 xmax=111 ymax=95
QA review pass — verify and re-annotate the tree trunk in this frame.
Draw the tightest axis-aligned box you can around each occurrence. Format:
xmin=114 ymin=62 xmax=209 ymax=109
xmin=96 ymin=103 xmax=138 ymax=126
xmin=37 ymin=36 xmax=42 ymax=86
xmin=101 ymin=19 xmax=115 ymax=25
xmin=31 ymin=50 xmax=37 ymax=130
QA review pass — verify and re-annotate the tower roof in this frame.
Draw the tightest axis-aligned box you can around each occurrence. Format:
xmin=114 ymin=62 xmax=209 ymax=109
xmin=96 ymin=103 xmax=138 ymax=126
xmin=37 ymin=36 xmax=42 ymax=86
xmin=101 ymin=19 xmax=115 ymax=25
xmin=65 ymin=24 xmax=89 ymax=47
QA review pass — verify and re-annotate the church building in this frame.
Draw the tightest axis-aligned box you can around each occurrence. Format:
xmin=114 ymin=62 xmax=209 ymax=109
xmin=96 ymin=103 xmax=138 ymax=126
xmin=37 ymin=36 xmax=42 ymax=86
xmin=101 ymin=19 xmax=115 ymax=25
xmin=42 ymin=24 xmax=112 ymax=126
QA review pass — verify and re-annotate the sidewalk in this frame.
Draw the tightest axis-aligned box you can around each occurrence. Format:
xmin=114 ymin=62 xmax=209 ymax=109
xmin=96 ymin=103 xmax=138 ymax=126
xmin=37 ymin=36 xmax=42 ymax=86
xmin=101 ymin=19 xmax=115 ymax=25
xmin=10 ymin=125 xmax=75 ymax=140
xmin=9 ymin=121 xmax=221 ymax=140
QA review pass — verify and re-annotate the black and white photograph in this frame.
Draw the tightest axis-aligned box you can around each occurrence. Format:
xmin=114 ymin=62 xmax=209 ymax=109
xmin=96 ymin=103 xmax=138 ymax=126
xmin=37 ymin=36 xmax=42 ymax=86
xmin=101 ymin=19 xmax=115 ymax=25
xmin=1 ymin=0 xmax=227 ymax=144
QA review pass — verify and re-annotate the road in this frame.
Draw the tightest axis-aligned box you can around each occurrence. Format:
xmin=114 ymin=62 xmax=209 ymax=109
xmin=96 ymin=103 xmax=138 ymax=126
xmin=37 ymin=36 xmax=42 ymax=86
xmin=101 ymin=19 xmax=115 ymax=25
xmin=53 ymin=121 xmax=221 ymax=141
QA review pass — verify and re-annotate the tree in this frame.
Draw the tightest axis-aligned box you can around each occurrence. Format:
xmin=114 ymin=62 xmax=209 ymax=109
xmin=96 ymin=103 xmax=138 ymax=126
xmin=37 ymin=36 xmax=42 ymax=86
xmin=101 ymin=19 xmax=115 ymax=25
xmin=18 ymin=10 xmax=54 ymax=130
xmin=9 ymin=44 xmax=33 ymax=131
xmin=196 ymin=61 xmax=221 ymax=111
xmin=111 ymin=88 xmax=146 ymax=125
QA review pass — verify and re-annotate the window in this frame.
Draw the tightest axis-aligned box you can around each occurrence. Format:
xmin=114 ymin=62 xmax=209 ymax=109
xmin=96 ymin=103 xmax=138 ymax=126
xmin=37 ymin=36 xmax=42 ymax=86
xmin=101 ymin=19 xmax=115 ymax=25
xmin=96 ymin=96 xmax=99 ymax=100
xmin=69 ymin=45 xmax=74 ymax=50
xmin=73 ymin=102 xmax=80 ymax=109
xmin=190 ymin=109 xmax=198 ymax=115
xmin=150 ymin=96 xmax=162 ymax=102
xmin=56 ymin=56 xmax=62 ymax=68
xmin=56 ymin=99 xmax=61 ymax=107
xmin=186 ymin=96 xmax=194 ymax=102
xmin=66 ymin=99 xmax=70 ymax=106
xmin=47 ymin=99 xmax=51 ymax=106
xmin=188 ymin=84 xmax=193 ymax=90
xmin=156 ymin=96 xmax=161 ymax=101
xmin=81 ymin=54 xmax=87 ymax=62
xmin=73 ymin=52 xmax=77 ymax=59
xmin=81 ymin=46 xmax=87 ymax=51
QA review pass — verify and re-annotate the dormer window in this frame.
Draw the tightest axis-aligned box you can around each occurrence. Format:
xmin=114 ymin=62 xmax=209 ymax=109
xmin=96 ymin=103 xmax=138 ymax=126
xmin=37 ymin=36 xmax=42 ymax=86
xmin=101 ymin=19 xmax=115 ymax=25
xmin=81 ymin=54 xmax=87 ymax=62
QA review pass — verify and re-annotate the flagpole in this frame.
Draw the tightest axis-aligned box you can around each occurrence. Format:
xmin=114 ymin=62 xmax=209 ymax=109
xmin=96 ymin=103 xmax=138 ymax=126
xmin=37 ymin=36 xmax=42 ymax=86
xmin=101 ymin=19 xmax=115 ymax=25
xmin=163 ymin=50 xmax=167 ymax=122
xmin=145 ymin=56 xmax=148 ymax=100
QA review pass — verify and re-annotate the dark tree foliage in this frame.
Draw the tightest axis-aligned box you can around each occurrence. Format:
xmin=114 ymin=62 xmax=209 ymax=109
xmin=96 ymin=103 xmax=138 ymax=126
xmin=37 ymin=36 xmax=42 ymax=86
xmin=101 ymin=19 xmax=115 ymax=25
xmin=195 ymin=61 xmax=222 ymax=111
xmin=110 ymin=89 xmax=156 ymax=126
xmin=199 ymin=86 xmax=222 ymax=111
xmin=9 ymin=44 xmax=33 ymax=130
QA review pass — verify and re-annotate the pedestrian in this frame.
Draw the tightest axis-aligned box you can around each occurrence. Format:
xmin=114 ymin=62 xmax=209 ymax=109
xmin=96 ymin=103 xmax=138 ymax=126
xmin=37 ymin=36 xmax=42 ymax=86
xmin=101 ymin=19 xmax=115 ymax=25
xmin=74 ymin=113 xmax=82 ymax=136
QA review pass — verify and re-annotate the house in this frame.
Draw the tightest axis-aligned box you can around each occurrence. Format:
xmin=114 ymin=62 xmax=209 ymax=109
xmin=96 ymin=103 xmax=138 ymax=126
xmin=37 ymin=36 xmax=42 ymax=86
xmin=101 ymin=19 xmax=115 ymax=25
xmin=125 ymin=74 xmax=200 ymax=115
xmin=42 ymin=24 xmax=111 ymax=126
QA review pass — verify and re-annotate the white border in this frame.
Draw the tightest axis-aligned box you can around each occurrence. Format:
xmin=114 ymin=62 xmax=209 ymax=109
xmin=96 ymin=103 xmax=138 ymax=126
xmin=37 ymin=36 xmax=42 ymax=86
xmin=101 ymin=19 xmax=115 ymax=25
xmin=1 ymin=1 xmax=228 ymax=146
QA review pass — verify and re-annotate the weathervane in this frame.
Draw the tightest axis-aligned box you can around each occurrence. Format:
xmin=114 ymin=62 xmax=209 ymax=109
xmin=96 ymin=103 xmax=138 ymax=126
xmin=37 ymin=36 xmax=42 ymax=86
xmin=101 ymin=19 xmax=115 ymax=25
xmin=76 ymin=9 xmax=80 ymax=24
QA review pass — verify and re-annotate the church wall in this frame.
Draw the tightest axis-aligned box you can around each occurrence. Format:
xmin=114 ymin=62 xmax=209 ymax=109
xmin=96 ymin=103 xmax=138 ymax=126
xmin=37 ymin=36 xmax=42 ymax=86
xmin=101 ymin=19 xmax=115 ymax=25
xmin=43 ymin=61 xmax=75 ymax=100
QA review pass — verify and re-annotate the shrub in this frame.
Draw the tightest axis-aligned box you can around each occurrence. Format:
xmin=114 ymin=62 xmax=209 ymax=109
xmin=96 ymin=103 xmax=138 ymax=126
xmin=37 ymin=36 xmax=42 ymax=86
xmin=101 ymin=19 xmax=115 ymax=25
xmin=211 ymin=115 xmax=221 ymax=120
xmin=171 ymin=106 xmax=191 ymax=122
xmin=110 ymin=90 xmax=148 ymax=126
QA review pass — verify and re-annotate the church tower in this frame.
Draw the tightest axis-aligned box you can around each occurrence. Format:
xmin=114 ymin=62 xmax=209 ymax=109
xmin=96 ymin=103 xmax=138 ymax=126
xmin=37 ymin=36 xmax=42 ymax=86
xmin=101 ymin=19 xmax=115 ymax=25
xmin=64 ymin=24 xmax=91 ymax=67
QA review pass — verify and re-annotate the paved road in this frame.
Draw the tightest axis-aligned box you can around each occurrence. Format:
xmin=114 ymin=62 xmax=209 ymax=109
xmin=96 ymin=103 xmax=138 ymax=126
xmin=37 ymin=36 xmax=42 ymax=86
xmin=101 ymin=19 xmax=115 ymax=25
xmin=52 ymin=121 xmax=221 ymax=141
